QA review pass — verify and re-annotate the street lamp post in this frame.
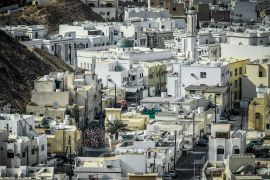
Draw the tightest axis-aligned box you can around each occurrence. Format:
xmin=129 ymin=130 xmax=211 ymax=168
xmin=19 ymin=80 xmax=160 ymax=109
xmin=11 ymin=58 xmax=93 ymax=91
xmin=192 ymin=111 xmax=196 ymax=179
xmin=214 ymin=94 xmax=217 ymax=124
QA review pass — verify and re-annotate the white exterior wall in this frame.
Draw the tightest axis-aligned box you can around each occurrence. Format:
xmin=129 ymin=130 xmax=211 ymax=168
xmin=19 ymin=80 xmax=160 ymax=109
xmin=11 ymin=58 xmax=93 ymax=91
xmin=92 ymin=7 xmax=116 ymax=20
xmin=128 ymin=50 xmax=173 ymax=62
xmin=176 ymin=64 xmax=229 ymax=98
xmin=167 ymin=75 xmax=180 ymax=97
xmin=59 ymin=25 xmax=88 ymax=38
xmin=119 ymin=154 xmax=146 ymax=177
xmin=221 ymin=43 xmax=270 ymax=60
xmin=0 ymin=114 xmax=36 ymax=137
xmin=35 ymin=134 xmax=47 ymax=164
xmin=208 ymin=137 xmax=245 ymax=162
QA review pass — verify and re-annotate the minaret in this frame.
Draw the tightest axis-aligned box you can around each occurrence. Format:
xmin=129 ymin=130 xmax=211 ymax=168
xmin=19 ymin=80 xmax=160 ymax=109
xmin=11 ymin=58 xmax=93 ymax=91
xmin=185 ymin=1 xmax=197 ymax=60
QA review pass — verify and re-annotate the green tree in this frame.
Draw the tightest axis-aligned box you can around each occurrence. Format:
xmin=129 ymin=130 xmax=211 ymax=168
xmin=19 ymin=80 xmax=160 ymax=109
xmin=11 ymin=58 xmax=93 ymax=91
xmin=106 ymin=120 xmax=129 ymax=140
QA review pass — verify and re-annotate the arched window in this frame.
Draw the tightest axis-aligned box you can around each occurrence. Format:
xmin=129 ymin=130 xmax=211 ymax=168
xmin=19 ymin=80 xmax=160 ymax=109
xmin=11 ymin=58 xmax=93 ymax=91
xmin=217 ymin=146 xmax=224 ymax=154
xmin=7 ymin=149 xmax=14 ymax=158
xmin=233 ymin=146 xmax=240 ymax=154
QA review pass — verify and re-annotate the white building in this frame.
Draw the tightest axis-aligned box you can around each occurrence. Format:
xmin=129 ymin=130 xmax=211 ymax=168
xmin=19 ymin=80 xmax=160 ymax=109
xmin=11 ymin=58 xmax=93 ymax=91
xmin=124 ymin=7 xmax=170 ymax=21
xmin=0 ymin=166 xmax=54 ymax=179
xmin=1 ymin=25 xmax=47 ymax=40
xmin=22 ymin=37 xmax=76 ymax=65
xmin=221 ymin=26 xmax=270 ymax=60
xmin=208 ymin=124 xmax=246 ymax=162
xmin=0 ymin=114 xmax=48 ymax=165
xmin=81 ymin=0 xmax=118 ymax=20
xmin=35 ymin=134 xmax=47 ymax=165
xmin=59 ymin=23 xmax=120 ymax=48
xmin=74 ymin=153 xmax=146 ymax=179
xmin=0 ymin=114 xmax=36 ymax=137
xmin=2 ymin=135 xmax=39 ymax=168
xmin=167 ymin=60 xmax=230 ymax=98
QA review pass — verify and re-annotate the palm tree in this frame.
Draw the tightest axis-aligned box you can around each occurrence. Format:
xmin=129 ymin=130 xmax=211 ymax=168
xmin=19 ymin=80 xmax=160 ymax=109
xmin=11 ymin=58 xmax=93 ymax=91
xmin=106 ymin=120 xmax=129 ymax=140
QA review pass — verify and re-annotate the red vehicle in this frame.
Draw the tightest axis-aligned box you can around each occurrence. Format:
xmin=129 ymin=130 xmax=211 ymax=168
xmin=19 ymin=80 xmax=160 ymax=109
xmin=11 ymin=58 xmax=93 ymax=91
xmin=116 ymin=100 xmax=128 ymax=109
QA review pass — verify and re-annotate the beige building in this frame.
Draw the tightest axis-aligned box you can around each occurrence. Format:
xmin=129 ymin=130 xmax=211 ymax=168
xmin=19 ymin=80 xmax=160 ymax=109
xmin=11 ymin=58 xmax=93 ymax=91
xmin=185 ymin=85 xmax=229 ymax=113
xmin=248 ymin=94 xmax=270 ymax=136
xmin=140 ymin=62 xmax=167 ymax=95
xmin=27 ymin=71 xmax=102 ymax=129
xmin=228 ymin=58 xmax=250 ymax=107
xmin=105 ymin=108 xmax=148 ymax=131
xmin=47 ymin=125 xmax=82 ymax=155
xmin=242 ymin=60 xmax=270 ymax=101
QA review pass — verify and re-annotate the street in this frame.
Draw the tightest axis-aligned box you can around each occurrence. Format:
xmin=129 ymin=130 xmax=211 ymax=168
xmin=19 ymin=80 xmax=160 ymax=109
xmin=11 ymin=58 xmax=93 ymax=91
xmin=175 ymin=145 xmax=208 ymax=180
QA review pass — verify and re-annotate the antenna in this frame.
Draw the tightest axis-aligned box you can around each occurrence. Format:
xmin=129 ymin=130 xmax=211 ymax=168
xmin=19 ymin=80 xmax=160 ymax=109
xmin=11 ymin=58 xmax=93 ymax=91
xmin=52 ymin=101 xmax=59 ymax=109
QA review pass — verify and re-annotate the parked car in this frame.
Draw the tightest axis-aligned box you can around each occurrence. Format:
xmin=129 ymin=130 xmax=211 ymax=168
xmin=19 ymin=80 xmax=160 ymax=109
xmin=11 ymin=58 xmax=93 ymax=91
xmin=169 ymin=170 xmax=177 ymax=178
xmin=196 ymin=139 xmax=208 ymax=146
xmin=162 ymin=174 xmax=172 ymax=180
xmin=220 ymin=112 xmax=230 ymax=121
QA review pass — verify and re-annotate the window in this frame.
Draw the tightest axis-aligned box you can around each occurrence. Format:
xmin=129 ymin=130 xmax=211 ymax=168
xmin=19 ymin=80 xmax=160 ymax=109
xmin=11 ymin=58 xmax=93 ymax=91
xmin=190 ymin=90 xmax=196 ymax=94
xmin=230 ymin=71 xmax=232 ymax=77
xmin=32 ymin=149 xmax=35 ymax=155
xmin=172 ymin=7 xmax=176 ymax=11
xmin=200 ymin=72 xmax=206 ymax=78
xmin=234 ymin=80 xmax=237 ymax=87
xmin=235 ymin=68 xmax=238 ymax=76
xmin=41 ymin=145 xmax=45 ymax=151
xmin=234 ymin=149 xmax=240 ymax=154
xmin=22 ymin=151 xmax=26 ymax=158
xmin=234 ymin=92 xmax=238 ymax=99
xmin=7 ymin=150 xmax=14 ymax=158
xmin=239 ymin=67 xmax=242 ymax=75
xmin=255 ymin=113 xmax=260 ymax=120
xmin=161 ymin=25 xmax=165 ymax=29
xmin=107 ymin=12 xmax=110 ymax=16
xmin=217 ymin=148 xmax=224 ymax=154
xmin=259 ymin=71 xmax=263 ymax=77
xmin=267 ymin=124 xmax=270 ymax=129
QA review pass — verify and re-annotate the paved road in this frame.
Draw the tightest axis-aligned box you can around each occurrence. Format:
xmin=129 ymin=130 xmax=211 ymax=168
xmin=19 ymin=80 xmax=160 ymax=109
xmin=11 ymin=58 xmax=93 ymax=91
xmin=175 ymin=145 xmax=208 ymax=180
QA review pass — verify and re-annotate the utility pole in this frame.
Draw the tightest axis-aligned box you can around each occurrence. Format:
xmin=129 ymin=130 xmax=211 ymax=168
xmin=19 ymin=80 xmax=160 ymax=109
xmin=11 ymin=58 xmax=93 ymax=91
xmin=153 ymin=152 xmax=156 ymax=173
xmin=114 ymin=84 xmax=117 ymax=108
xmin=173 ymin=130 xmax=177 ymax=170
xmin=193 ymin=112 xmax=196 ymax=179
xmin=214 ymin=94 xmax=217 ymax=124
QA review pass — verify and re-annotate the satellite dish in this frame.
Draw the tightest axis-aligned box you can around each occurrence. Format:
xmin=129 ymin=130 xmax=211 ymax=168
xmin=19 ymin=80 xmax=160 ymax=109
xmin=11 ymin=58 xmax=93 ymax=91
xmin=50 ymin=126 xmax=57 ymax=134
xmin=20 ymin=173 xmax=25 ymax=178
xmin=153 ymin=125 xmax=160 ymax=133
xmin=52 ymin=102 xmax=59 ymax=109
xmin=49 ymin=120 xmax=57 ymax=126
xmin=244 ymin=165 xmax=255 ymax=174
xmin=102 ymin=175 xmax=110 ymax=179
xmin=257 ymin=168 xmax=267 ymax=175
xmin=14 ymin=174 xmax=18 ymax=179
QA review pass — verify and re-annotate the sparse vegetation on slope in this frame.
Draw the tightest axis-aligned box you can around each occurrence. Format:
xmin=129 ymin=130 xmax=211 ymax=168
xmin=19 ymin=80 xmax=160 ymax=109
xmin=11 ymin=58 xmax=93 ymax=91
xmin=0 ymin=0 xmax=104 ymax=34
xmin=0 ymin=30 xmax=72 ymax=113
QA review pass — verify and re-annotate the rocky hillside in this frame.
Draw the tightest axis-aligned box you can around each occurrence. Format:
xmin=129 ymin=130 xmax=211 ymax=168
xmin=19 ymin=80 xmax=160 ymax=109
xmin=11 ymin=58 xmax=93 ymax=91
xmin=0 ymin=30 xmax=72 ymax=113
xmin=0 ymin=0 xmax=104 ymax=34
